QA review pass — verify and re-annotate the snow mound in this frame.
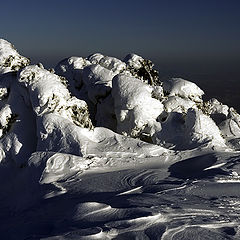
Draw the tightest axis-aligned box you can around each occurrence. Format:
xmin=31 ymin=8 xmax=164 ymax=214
xmin=18 ymin=65 xmax=93 ymax=129
xmin=163 ymin=77 xmax=204 ymax=102
xmin=185 ymin=108 xmax=226 ymax=147
xmin=154 ymin=108 xmax=226 ymax=150
xmin=0 ymin=38 xmax=239 ymax=165
xmin=124 ymin=53 xmax=160 ymax=85
xmin=1 ymin=39 xmax=240 ymax=239
xmin=54 ymin=56 xmax=91 ymax=96
xmin=37 ymin=112 xmax=167 ymax=157
xmin=163 ymin=96 xmax=196 ymax=113
xmin=0 ymin=39 xmax=30 ymax=74
xmin=219 ymin=108 xmax=240 ymax=139
xmin=82 ymin=64 xmax=114 ymax=104
xmin=112 ymin=74 xmax=163 ymax=140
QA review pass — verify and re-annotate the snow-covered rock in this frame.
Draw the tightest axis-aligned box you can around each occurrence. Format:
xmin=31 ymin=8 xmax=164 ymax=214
xmin=219 ymin=108 xmax=240 ymax=139
xmin=88 ymin=54 xmax=126 ymax=75
xmin=163 ymin=96 xmax=196 ymax=113
xmin=206 ymin=98 xmax=229 ymax=116
xmin=87 ymin=53 xmax=104 ymax=64
xmin=185 ymin=108 xmax=226 ymax=147
xmin=54 ymin=56 xmax=91 ymax=94
xmin=0 ymin=38 xmax=239 ymax=165
xmin=151 ymin=85 xmax=164 ymax=101
xmin=81 ymin=64 xmax=114 ymax=104
xmin=124 ymin=54 xmax=145 ymax=70
xmin=0 ymin=39 xmax=29 ymax=74
xmin=99 ymin=56 xmax=126 ymax=74
xmin=154 ymin=111 xmax=186 ymax=149
xmin=200 ymin=98 xmax=229 ymax=125
xmin=0 ymin=81 xmax=37 ymax=165
xmin=154 ymin=108 xmax=226 ymax=149
xmin=37 ymin=113 xmax=168 ymax=158
xmin=37 ymin=113 xmax=92 ymax=156
xmin=0 ymin=87 xmax=8 ymax=101
xmin=18 ymin=65 xmax=93 ymax=129
xmin=0 ymin=104 xmax=12 ymax=138
xmin=124 ymin=53 xmax=160 ymax=85
xmin=112 ymin=74 xmax=163 ymax=140
xmin=163 ymin=78 xmax=204 ymax=102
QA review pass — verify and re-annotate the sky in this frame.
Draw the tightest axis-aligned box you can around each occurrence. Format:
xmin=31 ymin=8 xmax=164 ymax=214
xmin=0 ymin=0 xmax=239 ymax=76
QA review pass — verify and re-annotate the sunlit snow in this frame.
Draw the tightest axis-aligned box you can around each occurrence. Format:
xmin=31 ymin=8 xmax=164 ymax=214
xmin=0 ymin=39 xmax=240 ymax=239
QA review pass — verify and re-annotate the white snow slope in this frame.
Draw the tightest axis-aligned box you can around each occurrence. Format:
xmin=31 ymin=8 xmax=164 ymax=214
xmin=0 ymin=39 xmax=240 ymax=239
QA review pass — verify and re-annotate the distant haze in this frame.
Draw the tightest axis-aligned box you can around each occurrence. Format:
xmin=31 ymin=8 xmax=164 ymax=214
xmin=1 ymin=0 xmax=240 ymax=109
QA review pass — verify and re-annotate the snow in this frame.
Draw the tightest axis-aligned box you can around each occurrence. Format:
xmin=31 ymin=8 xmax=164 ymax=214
xmin=0 ymin=39 xmax=29 ymax=74
xmin=219 ymin=108 xmax=240 ymax=141
xmin=163 ymin=77 xmax=204 ymax=102
xmin=163 ymin=95 xmax=196 ymax=113
xmin=54 ymin=56 xmax=91 ymax=96
xmin=18 ymin=65 xmax=93 ymax=128
xmin=99 ymin=56 xmax=126 ymax=74
xmin=0 ymin=39 xmax=240 ymax=239
xmin=112 ymin=74 xmax=163 ymax=139
xmin=124 ymin=53 xmax=160 ymax=85
xmin=82 ymin=64 xmax=114 ymax=104
xmin=185 ymin=108 xmax=226 ymax=147
xmin=124 ymin=53 xmax=145 ymax=70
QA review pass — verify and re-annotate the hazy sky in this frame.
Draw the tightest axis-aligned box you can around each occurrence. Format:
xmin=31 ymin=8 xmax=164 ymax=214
xmin=1 ymin=0 xmax=240 ymax=75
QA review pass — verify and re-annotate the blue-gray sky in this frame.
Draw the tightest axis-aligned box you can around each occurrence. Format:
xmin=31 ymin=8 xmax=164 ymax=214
xmin=1 ymin=0 xmax=240 ymax=75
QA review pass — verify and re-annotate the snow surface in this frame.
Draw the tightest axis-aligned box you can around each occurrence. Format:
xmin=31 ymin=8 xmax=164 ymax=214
xmin=0 ymin=39 xmax=240 ymax=239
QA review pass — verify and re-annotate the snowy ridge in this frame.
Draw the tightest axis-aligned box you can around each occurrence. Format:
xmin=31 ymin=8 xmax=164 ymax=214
xmin=1 ymin=39 xmax=240 ymax=239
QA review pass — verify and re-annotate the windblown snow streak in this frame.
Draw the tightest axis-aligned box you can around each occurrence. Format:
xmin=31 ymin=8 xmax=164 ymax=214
xmin=0 ymin=39 xmax=240 ymax=239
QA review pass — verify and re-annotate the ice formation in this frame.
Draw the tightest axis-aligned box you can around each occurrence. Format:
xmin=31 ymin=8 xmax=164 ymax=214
xmin=1 ymin=39 xmax=240 ymax=239
xmin=1 ymin=38 xmax=240 ymax=165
